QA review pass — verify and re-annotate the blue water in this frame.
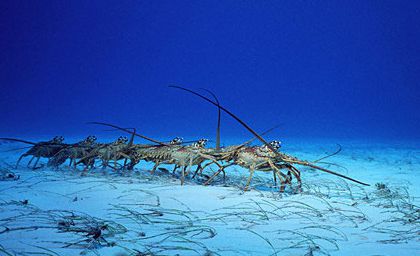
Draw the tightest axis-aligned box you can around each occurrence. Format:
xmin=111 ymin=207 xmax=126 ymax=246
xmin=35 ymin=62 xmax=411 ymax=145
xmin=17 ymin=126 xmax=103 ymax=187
xmin=1 ymin=1 xmax=419 ymax=143
xmin=0 ymin=3 xmax=419 ymax=255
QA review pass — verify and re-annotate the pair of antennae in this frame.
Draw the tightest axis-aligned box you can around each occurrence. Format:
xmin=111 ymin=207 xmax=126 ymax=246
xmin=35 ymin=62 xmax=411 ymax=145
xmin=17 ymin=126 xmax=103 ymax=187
xmin=169 ymin=86 xmax=280 ymax=152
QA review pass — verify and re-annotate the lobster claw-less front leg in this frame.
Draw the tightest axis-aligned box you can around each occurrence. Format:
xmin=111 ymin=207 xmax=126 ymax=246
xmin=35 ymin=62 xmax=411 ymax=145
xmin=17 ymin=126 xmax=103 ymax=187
xmin=284 ymin=164 xmax=302 ymax=192
xmin=150 ymin=161 xmax=161 ymax=174
xmin=111 ymin=152 xmax=131 ymax=171
xmin=16 ymin=154 xmax=28 ymax=169
xmin=267 ymin=160 xmax=289 ymax=192
xmin=191 ymin=164 xmax=201 ymax=178
xmin=242 ymin=159 xmax=286 ymax=192
xmin=194 ymin=153 xmax=227 ymax=185
xmin=243 ymin=163 xmax=255 ymax=191
xmin=202 ymin=161 xmax=234 ymax=185
xmin=181 ymin=165 xmax=187 ymax=185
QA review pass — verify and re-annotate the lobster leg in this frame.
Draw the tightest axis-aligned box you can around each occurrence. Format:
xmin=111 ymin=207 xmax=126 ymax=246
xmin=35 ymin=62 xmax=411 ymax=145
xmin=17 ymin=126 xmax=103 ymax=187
xmin=194 ymin=161 xmax=215 ymax=178
xmin=268 ymin=160 xmax=287 ymax=192
xmin=243 ymin=164 xmax=255 ymax=191
xmin=277 ymin=171 xmax=287 ymax=192
xmin=196 ymin=153 xmax=228 ymax=182
xmin=114 ymin=157 xmax=118 ymax=171
xmin=119 ymin=153 xmax=131 ymax=170
xmin=204 ymin=168 xmax=224 ymax=185
xmin=26 ymin=156 xmax=35 ymax=168
xmin=32 ymin=157 xmax=40 ymax=169
xmin=151 ymin=161 xmax=161 ymax=174
xmin=16 ymin=154 xmax=28 ymax=169
xmin=72 ymin=158 xmax=79 ymax=171
xmin=101 ymin=158 xmax=108 ymax=169
xmin=172 ymin=165 xmax=179 ymax=173
xmin=185 ymin=157 xmax=193 ymax=176
xmin=181 ymin=166 xmax=187 ymax=185
xmin=287 ymin=164 xmax=302 ymax=193
xmin=273 ymin=163 xmax=302 ymax=193
xmin=192 ymin=164 xmax=202 ymax=178
xmin=273 ymin=171 xmax=277 ymax=185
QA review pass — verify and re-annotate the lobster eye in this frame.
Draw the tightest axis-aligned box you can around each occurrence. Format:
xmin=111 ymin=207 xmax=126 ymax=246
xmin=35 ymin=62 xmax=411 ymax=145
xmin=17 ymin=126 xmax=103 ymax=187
xmin=270 ymin=140 xmax=281 ymax=149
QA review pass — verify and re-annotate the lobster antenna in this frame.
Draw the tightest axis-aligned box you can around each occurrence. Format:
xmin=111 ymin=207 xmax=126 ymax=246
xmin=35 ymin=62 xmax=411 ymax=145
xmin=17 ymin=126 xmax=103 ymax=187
xmin=179 ymin=140 xmax=200 ymax=145
xmin=160 ymin=139 xmax=201 ymax=145
xmin=169 ymin=85 xmax=370 ymax=186
xmin=237 ymin=125 xmax=281 ymax=149
xmin=0 ymin=138 xmax=37 ymax=145
xmin=200 ymin=88 xmax=221 ymax=150
xmin=2 ymin=146 xmax=33 ymax=152
xmin=87 ymin=122 xmax=167 ymax=146
xmin=314 ymin=144 xmax=342 ymax=163
xmin=127 ymin=127 xmax=136 ymax=146
xmin=169 ymin=86 xmax=272 ymax=150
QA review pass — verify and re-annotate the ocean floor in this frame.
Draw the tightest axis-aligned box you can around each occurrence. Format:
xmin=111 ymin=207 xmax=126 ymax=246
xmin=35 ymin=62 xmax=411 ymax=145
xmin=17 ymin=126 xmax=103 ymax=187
xmin=0 ymin=139 xmax=418 ymax=255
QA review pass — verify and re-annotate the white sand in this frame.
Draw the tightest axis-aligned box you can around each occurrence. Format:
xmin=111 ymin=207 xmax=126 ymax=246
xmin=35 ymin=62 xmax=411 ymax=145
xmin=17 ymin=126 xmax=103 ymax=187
xmin=0 ymin=139 xmax=418 ymax=255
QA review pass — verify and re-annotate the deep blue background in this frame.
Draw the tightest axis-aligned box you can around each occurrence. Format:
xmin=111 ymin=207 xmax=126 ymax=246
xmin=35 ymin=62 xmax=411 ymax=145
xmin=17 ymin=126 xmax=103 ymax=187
xmin=1 ymin=1 xmax=419 ymax=143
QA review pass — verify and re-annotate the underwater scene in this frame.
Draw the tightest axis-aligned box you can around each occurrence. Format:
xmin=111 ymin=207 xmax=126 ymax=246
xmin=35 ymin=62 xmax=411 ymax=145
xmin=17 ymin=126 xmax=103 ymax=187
xmin=0 ymin=1 xmax=419 ymax=256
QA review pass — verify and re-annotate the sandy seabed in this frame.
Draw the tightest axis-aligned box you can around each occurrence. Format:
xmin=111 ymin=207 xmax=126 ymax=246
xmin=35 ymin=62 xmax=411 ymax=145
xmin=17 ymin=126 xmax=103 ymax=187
xmin=0 ymin=139 xmax=418 ymax=256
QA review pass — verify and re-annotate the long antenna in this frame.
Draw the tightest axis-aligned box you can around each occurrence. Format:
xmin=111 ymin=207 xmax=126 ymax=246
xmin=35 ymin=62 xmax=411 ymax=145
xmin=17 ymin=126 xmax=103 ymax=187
xmin=127 ymin=127 xmax=136 ymax=146
xmin=0 ymin=138 xmax=37 ymax=145
xmin=237 ymin=125 xmax=281 ymax=149
xmin=169 ymin=85 xmax=370 ymax=186
xmin=87 ymin=122 xmax=167 ymax=146
xmin=169 ymin=86 xmax=272 ymax=150
xmin=200 ymin=88 xmax=221 ymax=150
xmin=314 ymin=144 xmax=342 ymax=163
